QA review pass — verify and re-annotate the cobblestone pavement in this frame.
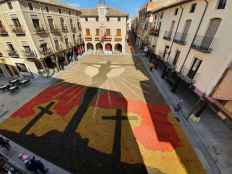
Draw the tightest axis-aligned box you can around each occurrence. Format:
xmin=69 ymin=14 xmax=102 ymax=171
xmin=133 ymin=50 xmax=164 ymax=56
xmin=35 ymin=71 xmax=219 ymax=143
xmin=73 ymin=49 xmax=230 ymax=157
xmin=0 ymin=49 xmax=206 ymax=173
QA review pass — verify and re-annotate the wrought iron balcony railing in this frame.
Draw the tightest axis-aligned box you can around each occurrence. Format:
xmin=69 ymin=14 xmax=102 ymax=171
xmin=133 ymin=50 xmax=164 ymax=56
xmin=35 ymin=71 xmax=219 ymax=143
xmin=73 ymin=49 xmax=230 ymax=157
xmin=8 ymin=50 xmax=19 ymax=58
xmin=191 ymin=35 xmax=214 ymax=53
xmin=22 ymin=50 xmax=37 ymax=58
xmin=163 ymin=31 xmax=172 ymax=40
xmin=11 ymin=26 xmax=25 ymax=35
xmin=35 ymin=27 xmax=48 ymax=35
xmin=115 ymin=35 xmax=122 ymax=42
xmin=173 ymin=32 xmax=187 ymax=45
xmin=62 ymin=26 xmax=68 ymax=33
xmin=39 ymin=48 xmax=52 ymax=56
xmin=0 ymin=27 xmax=8 ymax=36
xmin=50 ymin=27 xmax=61 ymax=35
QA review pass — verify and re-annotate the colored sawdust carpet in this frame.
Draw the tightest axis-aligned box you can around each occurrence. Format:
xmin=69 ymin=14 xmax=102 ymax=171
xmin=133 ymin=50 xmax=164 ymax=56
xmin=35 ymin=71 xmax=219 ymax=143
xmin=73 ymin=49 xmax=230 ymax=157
xmin=0 ymin=83 xmax=205 ymax=174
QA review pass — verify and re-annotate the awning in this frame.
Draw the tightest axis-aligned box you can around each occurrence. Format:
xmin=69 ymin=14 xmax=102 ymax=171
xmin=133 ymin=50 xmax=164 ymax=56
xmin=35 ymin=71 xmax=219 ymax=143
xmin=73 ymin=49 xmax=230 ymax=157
xmin=212 ymin=68 xmax=232 ymax=101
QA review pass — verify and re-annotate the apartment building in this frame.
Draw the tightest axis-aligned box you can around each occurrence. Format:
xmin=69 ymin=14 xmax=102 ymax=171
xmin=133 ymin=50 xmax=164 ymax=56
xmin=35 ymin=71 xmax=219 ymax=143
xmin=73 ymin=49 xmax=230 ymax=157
xmin=0 ymin=0 xmax=84 ymax=78
xmin=80 ymin=1 xmax=128 ymax=55
xmin=133 ymin=0 xmax=232 ymax=119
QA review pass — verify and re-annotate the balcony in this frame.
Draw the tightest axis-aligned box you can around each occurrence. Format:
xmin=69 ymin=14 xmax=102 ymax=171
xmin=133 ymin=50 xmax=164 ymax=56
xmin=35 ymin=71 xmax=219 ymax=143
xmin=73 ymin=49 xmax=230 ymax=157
xmin=35 ymin=27 xmax=48 ymax=35
xmin=62 ymin=26 xmax=68 ymax=33
xmin=22 ymin=50 xmax=37 ymax=58
xmin=163 ymin=31 xmax=172 ymax=41
xmin=0 ymin=28 xmax=8 ymax=36
xmin=95 ymin=35 xmax=100 ymax=41
xmin=50 ymin=27 xmax=61 ymax=35
xmin=192 ymin=35 xmax=214 ymax=53
xmin=85 ymin=35 xmax=92 ymax=41
xmin=39 ymin=48 xmax=52 ymax=57
xmin=11 ymin=26 xmax=25 ymax=36
xmin=149 ymin=28 xmax=159 ymax=36
xmin=115 ymin=36 xmax=122 ymax=42
xmin=8 ymin=50 xmax=19 ymax=58
xmin=71 ymin=27 xmax=76 ymax=33
xmin=103 ymin=35 xmax=112 ymax=41
xmin=173 ymin=32 xmax=187 ymax=45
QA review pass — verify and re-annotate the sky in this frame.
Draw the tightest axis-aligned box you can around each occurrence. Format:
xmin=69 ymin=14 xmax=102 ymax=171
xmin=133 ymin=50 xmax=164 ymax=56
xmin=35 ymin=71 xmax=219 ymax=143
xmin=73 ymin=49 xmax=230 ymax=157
xmin=63 ymin=0 xmax=148 ymax=17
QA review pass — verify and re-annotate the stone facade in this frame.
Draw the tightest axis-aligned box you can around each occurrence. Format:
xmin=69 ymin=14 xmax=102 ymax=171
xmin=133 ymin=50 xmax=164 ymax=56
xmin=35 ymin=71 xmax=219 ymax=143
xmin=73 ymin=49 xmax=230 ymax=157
xmin=80 ymin=3 xmax=128 ymax=55
xmin=0 ymin=0 xmax=84 ymax=78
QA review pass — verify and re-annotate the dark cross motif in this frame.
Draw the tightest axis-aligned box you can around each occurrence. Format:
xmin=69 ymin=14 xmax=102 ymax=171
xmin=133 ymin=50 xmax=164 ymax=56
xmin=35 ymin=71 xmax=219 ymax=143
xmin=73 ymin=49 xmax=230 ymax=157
xmin=102 ymin=110 xmax=138 ymax=166
xmin=20 ymin=102 xmax=55 ymax=135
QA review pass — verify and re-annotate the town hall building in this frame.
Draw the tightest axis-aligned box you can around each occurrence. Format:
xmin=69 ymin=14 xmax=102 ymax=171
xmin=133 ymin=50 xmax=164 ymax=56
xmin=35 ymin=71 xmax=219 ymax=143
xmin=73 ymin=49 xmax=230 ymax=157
xmin=80 ymin=0 xmax=128 ymax=55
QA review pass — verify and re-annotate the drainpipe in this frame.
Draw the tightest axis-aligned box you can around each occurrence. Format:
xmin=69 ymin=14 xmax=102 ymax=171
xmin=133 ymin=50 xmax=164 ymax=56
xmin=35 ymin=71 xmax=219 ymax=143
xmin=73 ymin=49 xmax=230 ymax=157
xmin=167 ymin=6 xmax=184 ymax=63
xmin=162 ymin=6 xmax=183 ymax=79
xmin=179 ymin=0 xmax=209 ymax=73
xmin=39 ymin=2 xmax=60 ymax=71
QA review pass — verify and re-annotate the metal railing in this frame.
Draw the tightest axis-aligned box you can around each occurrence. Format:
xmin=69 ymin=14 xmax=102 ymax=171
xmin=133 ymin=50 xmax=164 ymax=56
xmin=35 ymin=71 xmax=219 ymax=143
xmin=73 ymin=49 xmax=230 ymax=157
xmin=39 ymin=48 xmax=52 ymax=56
xmin=192 ymin=35 xmax=214 ymax=53
xmin=35 ymin=26 xmax=48 ymax=34
xmin=163 ymin=31 xmax=172 ymax=40
xmin=8 ymin=50 xmax=19 ymax=58
xmin=11 ymin=26 xmax=25 ymax=35
xmin=50 ymin=27 xmax=61 ymax=35
xmin=173 ymin=32 xmax=187 ymax=45
xmin=62 ymin=26 xmax=68 ymax=33
xmin=0 ymin=27 xmax=8 ymax=36
xmin=22 ymin=50 xmax=37 ymax=58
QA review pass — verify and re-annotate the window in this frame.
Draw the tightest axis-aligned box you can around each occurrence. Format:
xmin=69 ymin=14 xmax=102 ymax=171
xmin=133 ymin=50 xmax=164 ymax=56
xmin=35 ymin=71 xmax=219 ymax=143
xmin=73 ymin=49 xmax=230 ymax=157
xmin=12 ymin=18 xmax=21 ymax=27
xmin=0 ymin=20 xmax=3 ymax=28
xmin=65 ymin=38 xmax=69 ymax=48
xmin=117 ymin=17 xmax=121 ymax=22
xmin=217 ymin=0 xmax=227 ymax=9
xmin=182 ymin=19 xmax=192 ymax=41
xmin=203 ymin=18 xmax=222 ymax=48
xmin=16 ymin=63 xmax=28 ymax=72
xmin=188 ymin=58 xmax=202 ymax=79
xmin=173 ymin=50 xmax=180 ymax=66
xmin=175 ymin=8 xmax=178 ymax=15
xmin=7 ymin=43 xmax=15 ymax=51
xmin=86 ymin=28 xmax=90 ymax=36
xmin=116 ymin=29 xmax=121 ymax=36
xmin=160 ymin=12 xmax=164 ymax=19
xmin=106 ymin=29 xmax=110 ymax=36
xmin=32 ymin=19 xmax=40 ymax=29
xmin=190 ymin=3 xmax=197 ymax=13
xmin=70 ymin=19 xmax=73 ymax=28
xmin=106 ymin=17 xmax=110 ymax=21
xmin=60 ymin=17 xmax=64 ymax=28
xmin=58 ymin=9 xmax=61 ymax=14
xmin=7 ymin=2 xmax=13 ymax=9
xmin=96 ymin=28 xmax=100 ymax=36
xmin=54 ymin=40 xmax=59 ymax=50
xmin=85 ymin=17 xmax=88 ymax=22
xmin=28 ymin=2 xmax=33 ymax=10
xmin=73 ymin=34 xmax=75 ymax=42
xmin=45 ymin=7 xmax=49 ymax=13
xmin=48 ymin=17 xmax=54 ymax=30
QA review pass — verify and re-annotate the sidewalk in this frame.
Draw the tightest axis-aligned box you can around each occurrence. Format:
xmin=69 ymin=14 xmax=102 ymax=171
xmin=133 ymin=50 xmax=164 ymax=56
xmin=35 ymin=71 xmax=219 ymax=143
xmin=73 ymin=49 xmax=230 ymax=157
xmin=0 ymin=75 xmax=71 ymax=173
xmin=135 ymin=51 xmax=232 ymax=174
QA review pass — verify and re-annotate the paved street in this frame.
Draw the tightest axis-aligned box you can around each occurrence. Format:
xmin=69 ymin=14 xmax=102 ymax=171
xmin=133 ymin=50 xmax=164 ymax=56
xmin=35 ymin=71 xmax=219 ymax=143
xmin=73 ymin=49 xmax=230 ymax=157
xmin=0 ymin=50 xmax=206 ymax=173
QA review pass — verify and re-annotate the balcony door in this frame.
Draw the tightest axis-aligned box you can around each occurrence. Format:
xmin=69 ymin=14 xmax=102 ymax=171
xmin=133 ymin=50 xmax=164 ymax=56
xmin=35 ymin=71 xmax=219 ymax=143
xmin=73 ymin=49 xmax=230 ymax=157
xmin=202 ymin=18 xmax=221 ymax=49
xmin=173 ymin=50 xmax=180 ymax=66
xmin=32 ymin=19 xmax=40 ymax=29
xmin=182 ymin=19 xmax=192 ymax=41
xmin=169 ymin=21 xmax=175 ymax=37
xmin=48 ymin=17 xmax=54 ymax=30
xmin=187 ymin=58 xmax=202 ymax=79
xmin=12 ymin=18 xmax=21 ymax=27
